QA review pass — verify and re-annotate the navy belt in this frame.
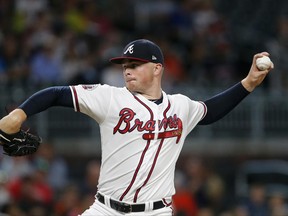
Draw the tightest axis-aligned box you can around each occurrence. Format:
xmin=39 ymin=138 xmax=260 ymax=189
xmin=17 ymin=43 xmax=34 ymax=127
xmin=96 ymin=193 xmax=165 ymax=213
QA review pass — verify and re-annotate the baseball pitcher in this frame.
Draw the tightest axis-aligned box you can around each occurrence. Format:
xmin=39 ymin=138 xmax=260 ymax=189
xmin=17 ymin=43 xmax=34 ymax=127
xmin=0 ymin=39 xmax=273 ymax=215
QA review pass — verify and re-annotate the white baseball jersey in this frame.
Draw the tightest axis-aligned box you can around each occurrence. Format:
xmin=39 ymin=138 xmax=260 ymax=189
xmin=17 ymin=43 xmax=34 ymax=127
xmin=70 ymin=84 xmax=207 ymax=204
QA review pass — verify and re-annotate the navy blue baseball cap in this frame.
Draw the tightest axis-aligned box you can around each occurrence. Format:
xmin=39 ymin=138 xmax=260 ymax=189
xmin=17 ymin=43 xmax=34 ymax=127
xmin=110 ymin=39 xmax=164 ymax=65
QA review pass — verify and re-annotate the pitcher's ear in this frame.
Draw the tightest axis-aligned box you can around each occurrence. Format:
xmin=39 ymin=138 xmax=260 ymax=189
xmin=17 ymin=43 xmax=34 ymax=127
xmin=154 ymin=63 xmax=163 ymax=75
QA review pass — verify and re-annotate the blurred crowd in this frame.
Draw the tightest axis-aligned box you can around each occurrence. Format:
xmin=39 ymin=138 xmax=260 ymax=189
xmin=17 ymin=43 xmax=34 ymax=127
xmin=0 ymin=142 xmax=100 ymax=216
xmin=0 ymin=0 xmax=287 ymax=93
xmin=1 ymin=0 xmax=288 ymax=215
xmin=1 ymin=143 xmax=288 ymax=216
xmin=0 ymin=0 xmax=235 ymax=92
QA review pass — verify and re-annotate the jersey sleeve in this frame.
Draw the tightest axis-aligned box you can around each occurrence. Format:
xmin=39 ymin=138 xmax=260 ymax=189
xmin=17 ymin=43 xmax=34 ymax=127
xmin=69 ymin=84 xmax=112 ymax=123
xmin=185 ymin=97 xmax=207 ymax=133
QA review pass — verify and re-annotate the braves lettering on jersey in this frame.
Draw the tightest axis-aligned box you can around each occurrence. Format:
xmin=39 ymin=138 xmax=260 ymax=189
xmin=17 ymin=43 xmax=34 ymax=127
xmin=70 ymin=84 xmax=207 ymax=203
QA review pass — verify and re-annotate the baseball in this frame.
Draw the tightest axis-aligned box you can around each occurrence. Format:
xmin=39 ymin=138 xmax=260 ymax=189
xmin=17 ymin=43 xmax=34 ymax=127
xmin=256 ymin=56 xmax=272 ymax=70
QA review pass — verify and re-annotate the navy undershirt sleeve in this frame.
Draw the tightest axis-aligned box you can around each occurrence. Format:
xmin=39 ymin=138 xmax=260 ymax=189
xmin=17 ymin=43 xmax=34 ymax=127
xmin=19 ymin=83 xmax=249 ymax=123
xmin=19 ymin=86 xmax=73 ymax=117
xmin=198 ymin=82 xmax=250 ymax=125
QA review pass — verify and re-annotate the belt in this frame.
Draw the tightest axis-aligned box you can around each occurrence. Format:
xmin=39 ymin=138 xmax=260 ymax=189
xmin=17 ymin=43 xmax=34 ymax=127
xmin=96 ymin=193 xmax=165 ymax=213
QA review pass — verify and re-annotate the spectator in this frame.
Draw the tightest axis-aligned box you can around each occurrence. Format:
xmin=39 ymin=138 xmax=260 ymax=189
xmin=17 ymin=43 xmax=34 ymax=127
xmin=173 ymin=170 xmax=198 ymax=216
xmin=29 ymin=38 xmax=62 ymax=85
xmin=14 ymin=0 xmax=48 ymax=28
xmin=79 ymin=159 xmax=101 ymax=199
xmin=0 ymin=171 xmax=10 ymax=211
xmin=101 ymin=64 xmax=125 ymax=87
xmin=34 ymin=142 xmax=69 ymax=193
xmin=266 ymin=15 xmax=288 ymax=93
xmin=268 ymin=191 xmax=288 ymax=216
xmin=1 ymin=156 xmax=34 ymax=180
xmin=196 ymin=207 xmax=214 ymax=216
xmin=240 ymin=183 xmax=269 ymax=216
xmin=6 ymin=158 xmax=54 ymax=213
xmin=0 ymin=34 xmax=28 ymax=85
xmin=54 ymin=184 xmax=82 ymax=216
xmin=185 ymin=157 xmax=210 ymax=208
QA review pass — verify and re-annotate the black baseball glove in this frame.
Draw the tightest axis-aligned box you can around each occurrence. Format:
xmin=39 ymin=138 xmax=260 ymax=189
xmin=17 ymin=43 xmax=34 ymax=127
xmin=0 ymin=129 xmax=42 ymax=156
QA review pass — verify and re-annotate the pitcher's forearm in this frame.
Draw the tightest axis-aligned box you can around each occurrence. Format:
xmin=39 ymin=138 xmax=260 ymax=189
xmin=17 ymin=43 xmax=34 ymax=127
xmin=0 ymin=109 xmax=27 ymax=134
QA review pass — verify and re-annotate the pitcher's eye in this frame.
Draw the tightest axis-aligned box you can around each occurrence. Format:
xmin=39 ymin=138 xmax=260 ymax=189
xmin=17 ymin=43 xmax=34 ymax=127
xmin=130 ymin=63 xmax=138 ymax=69
xmin=123 ymin=63 xmax=141 ymax=69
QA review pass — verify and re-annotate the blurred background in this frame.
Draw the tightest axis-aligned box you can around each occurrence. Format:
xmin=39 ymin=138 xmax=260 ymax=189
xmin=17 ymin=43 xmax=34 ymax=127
xmin=0 ymin=0 xmax=288 ymax=215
